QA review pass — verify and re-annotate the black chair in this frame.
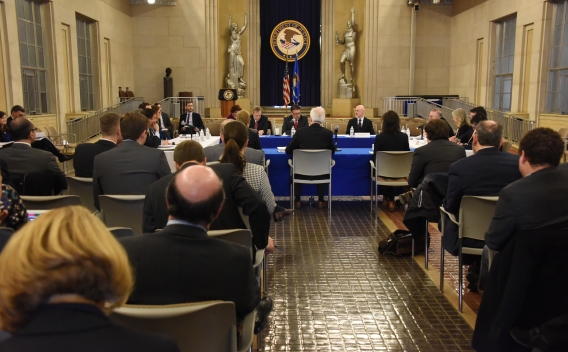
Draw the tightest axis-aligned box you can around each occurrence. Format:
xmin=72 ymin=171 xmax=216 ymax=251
xmin=11 ymin=173 xmax=61 ymax=196
xmin=0 ymin=227 xmax=15 ymax=254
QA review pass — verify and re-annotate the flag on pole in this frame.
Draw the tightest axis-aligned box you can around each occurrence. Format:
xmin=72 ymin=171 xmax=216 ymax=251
xmin=283 ymin=56 xmax=290 ymax=106
xmin=292 ymin=54 xmax=300 ymax=104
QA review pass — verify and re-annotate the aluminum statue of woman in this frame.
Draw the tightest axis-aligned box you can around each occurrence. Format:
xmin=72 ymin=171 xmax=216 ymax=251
xmin=228 ymin=13 xmax=248 ymax=98
xmin=336 ymin=8 xmax=356 ymax=90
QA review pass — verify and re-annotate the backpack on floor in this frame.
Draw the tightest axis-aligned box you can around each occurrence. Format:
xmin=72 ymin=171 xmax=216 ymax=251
xmin=378 ymin=229 xmax=419 ymax=256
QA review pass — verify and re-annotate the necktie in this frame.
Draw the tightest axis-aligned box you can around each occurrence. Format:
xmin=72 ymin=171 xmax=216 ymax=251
xmin=294 ymin=120 xmax=298 ymax=129
xmin=358 ymin=119 xmax=362 ymax=131
xmin=254 ymin=121 xmax=258 ymax=130
xmin=187 ymin=112 xmax=192 ymax=125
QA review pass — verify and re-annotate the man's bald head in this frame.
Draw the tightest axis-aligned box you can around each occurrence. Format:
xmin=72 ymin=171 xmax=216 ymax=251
xmin=355 ymin=105 xmax=365 ymax=118
xmin=166 ymin=166 xmax=225 ymax=227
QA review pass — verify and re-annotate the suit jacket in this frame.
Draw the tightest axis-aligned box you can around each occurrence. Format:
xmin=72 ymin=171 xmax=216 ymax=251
xmin=159 ymin=112 xmax=173 ymax=137
xmin=0 ymin=303 xmax=179 ymax=352
xmin=407 ymin=139 xmax=466 ymax=188
xmin=485 ymin=166 xmax=568 ymax=251
xmin=455 ymin=124 xmax=473 ymax=144
xmin=282 ymin=115 xmax=309 ymax=135
xmin=120 ymin=224 xmax=260 ymax=321
xmin=372 ymin=132 xmax=410 ymax=161
xmin=144 ymin=130 xmax=161 ymax=148
xmin=442 ymin=147 xmax=522 ymax=255
xmin=440 ymin=117 xmax=456 ymax=138
xmin=346 ymin=117 xmax=375 ymax=134
xmin=249 ymin=115 xmax=269 ymax=134
xmin=0 ymin=143 xmax=67 ymax=192
xmin=204 ymin=143 xmax=265 ymax=166
xmin=143 ymin=163 xmax=270 ymax=249
xmin=178 ymin=112 xmax=204 ymax=134
xmin=285 ymin=124 xmax=336 ymax=156
xmin=73 ymin=139 xmax=116 ymax=178
xmin=247 ymin=128 xmax=262 ymax=150
xmin=92 ymin=141 xmax=171 ymax=210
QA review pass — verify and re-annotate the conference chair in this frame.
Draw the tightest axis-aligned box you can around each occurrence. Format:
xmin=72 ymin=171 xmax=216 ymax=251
xmin=289 ymin=150 xmax=334 ymax=213
xmin=500 ymin=140 xmax=512 ymax=153
xmin=0 ymin=227 xmax=14 ymax=254
xmin=65 ymin=177 xmax=96 ymax=213
xmin=20 ymin=195 xmax=81 ymax=210
xmin=98 ymin=195 xmax=145 ymax=235
xmin=439 ymin=196 xmax=499 ymax=312
xmin=110 ymin=301 xmax=238 ymax=352
xmin=326 ymin=122 xmax=347 ymax=134
xmin=206 ymin=122 xmax=221 ymax=136
xmin=107 ymin=227 xmax=135 ymax=239
xmin=12 ymin=172 xmax=59 ymax=196
xmin=369 ymin=151 xmax=414 ymax=210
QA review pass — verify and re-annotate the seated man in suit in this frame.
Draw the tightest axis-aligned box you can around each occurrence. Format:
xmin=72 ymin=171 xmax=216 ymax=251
xmin=121 ymin=165 xmax=273 ymax=327
xmin=204 ymin=119 xmax=265 ymax=165
xmin=153 ymin=103 xmax=172 ymax=139
xmin=0 ymin=117 xmax=67 ymax=194
xmin=345 ymin=105 xmax=375 ymax=135
xmin=141 ymin=108 xmax=169 ymax=148
xmin=286 ymin=107 xmax=336 ymax=209
xmin=178 ymin=101 xmax=204 ymax=135
xmin=143 ymin=140 xmax=273 ymax=253
xmin=236 ymin=110 xmax=262 ymax=150
xmin=249 ymin=106 xmax=269 ymax=135
xmin=73 ymin=112 xmax=122 ymax=178
xmin=282 ymin=104 xmax=309 ymax=135
xmin=92 ymin=112 xmax=171 ymax=210
xmin=428 ymin=108 xmax=455 ymax=138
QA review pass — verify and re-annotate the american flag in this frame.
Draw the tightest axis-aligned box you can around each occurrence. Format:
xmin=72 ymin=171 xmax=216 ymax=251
xmin=283 ymin=58 xmax=290 ymax=106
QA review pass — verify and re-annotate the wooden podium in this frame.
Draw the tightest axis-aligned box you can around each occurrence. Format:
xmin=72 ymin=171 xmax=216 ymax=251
xmin=218 ymin=89 xmax=238 ymax=117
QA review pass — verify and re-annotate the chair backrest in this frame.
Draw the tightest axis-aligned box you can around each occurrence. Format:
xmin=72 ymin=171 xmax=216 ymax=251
xmin=13 ymin=173 xmax=57 ymax=196
xmin=208 ymin=228 xmax=253 ymax=257
xmin=108 ymin=227 xmax=135 ymax=239
xmin=0 ymin=227 xmax=15 ymax=254
xmin=375 ymin=151 xmax=414 ymax=178
xmin=292 ymin=150 xmax=332 ymax=177
xmin=459 ymin=196 xmax=499 ymax=241
xmin=20 ymin=195 xmax=81 ymax=210
xmin=206 ymin=123 xmax=221 ymax=136
xmin=501 ymin=140 xmax=513 ymax=153
xmin=558 ymin=127 xmax=568 ymax=138
xmin=110 ymin=301 xmax=237 ymax=352
xmin=98 ymin=195 xmax=145 ymax=235
xmin=65 ymin=177 xmax=96 ymax=213
xmin=326 ymin=122 xmax=347 ymax=133
xmin=406 ymin=122 xmax=423 ymax=136
xmin=45 ymin=126 xmax=59 ymax=138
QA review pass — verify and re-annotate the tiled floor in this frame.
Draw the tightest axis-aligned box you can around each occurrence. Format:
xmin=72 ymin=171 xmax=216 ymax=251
xmin=260 ymin=201 xmax=474 ymax=351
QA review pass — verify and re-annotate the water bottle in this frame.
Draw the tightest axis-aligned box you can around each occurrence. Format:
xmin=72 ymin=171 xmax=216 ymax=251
xmin=406 ymin=126 xmax=411 ymax=139
xmin=274 ymin=123 xmax=280 ymax=136
xmin=350 ymin=126 xmax=354 ymax=137
xmin=200 ymin=131 xmax=205 ymax=141
xmin=206 ymin=128 xmax=211 ymax=139
xmin=291 ymin=126 xmax=296 ymax=137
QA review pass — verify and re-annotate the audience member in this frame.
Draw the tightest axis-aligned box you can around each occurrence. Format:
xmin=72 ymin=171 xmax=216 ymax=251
xmin=0 ymin=117 xmax=67 ymax=194
xmin=0 ymin=112 xmax=10 ymax=142
xmin=227 ymin=104 xmax=242 ymax=120
xmin=249 ymin=106 xmax=269 ymax=135
xmin=372 ymin=110 xmax=410 ymax=211
xmin=0 ymin=172 xmax=27 ymax=231
xmin=121 ymin=166 xmax=272 ymax=327
xmin=92 ymin=112 xmax=170 ymax=210
xmin=178 ymin=101 xmax=203 ymax=134
xmin=236 ymin=110 xmax=262 ymax=150
xmin=152 ymin=103 xmax=172 ymax=139
xmin=138 ymin=102 xmax=151 ymax=110
xmin=286 ymin=107 xmax=336 ymax=209
xmin=218 ymin=121 xmax=292 ymax=224
xmin=204 ymin=119 xmax=265 ymax=165
xmin=142 ymin=140 xmax=271 ymax=251
xmin=408 ymin=119 xmax=465 ymax=188
xmin=462 ymin=113 xmax=488 ymax=149
xmin=428 ymin=108 xmax=455 ymax=138
xmin=282 ymin=104 xmax=308 ymax=135
xmin=73 ymin=113 xmax=121 ymax=178
xmin=449 ymin=108 xmax=473 ymax=145
xmin=141 ymin=108 xmax=162 ymax=148
xmin=0 ymin=206 xmax=179 ymax=352
xmin=346 ymin=105 xmax=375 ymax=134
xmin=469 ymin=106 xmax=487 ymax=120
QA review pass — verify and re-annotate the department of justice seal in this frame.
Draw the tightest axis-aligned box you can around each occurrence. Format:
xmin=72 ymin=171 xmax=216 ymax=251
xmin=270 ymin=20 xmax=310 ymax=62
xmin=223 ymin=90 xmax=235 ymax=100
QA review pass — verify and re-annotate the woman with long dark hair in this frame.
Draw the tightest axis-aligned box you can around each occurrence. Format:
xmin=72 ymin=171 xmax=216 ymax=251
xmin=0 ymin=112 xmax=10 ymax=142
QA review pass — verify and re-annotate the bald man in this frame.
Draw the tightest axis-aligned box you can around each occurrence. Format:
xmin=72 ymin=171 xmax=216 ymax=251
xmin=120 ymin=165 xmax=260 ymax=322
xmin=428 ymin=108 xmax=455 ymax=138
xmin=345 ymin=105 xmax=375 ymax=134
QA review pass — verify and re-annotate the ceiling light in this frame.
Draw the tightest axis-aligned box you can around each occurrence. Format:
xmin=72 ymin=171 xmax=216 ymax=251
xmin=148 ymin=0 xmax=155 ymax=4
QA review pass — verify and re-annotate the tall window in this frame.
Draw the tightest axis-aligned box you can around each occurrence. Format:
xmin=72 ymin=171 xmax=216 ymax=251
xmin=546 ymin=1 xmax=568 ymax=114
xmin=493 ymin=17 xmax=516 ymax=112
xmin=16 ymin=0 xmax=48 ymax=114
xmin=76 ymin=17 xmax=95 ymax=111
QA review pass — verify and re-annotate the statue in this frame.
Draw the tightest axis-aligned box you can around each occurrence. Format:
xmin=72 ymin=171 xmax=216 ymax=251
xmin=336 ymin=8 xmax=357 ymax=98
xmin=228 ymin=13 xmax=248 ymax=98
xmin=163 ymin=67 xmax=173 ymax=98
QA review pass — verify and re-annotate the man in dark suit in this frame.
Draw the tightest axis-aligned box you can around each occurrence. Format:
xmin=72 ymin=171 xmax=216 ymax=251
xmin=345 ymin=105 xmax=375 ymax=134
xmin=286 ymin=107 xmax=336 ymax=209
xmin=249 ymin=106 xmax=269 ymax=135
xmin=92 ymin=112 xmax=171 ymax=210
xmin=408 ymin=119 xmax=466 ymax=188
xmin=143 ymin=140 xmax=272 ymax=252
xmin=73 ymin=113 xmax=121 ymax=178
xmin=178 ymin=101 xmax=204 ymax=134
xmin=282 ymin=104 xmax=309 ymax=135
xmin=428 ymin=108 xmax=455 ymax=138
xmin=154 ymin=103 xmax=172 ymax=139
xmin=204 ymin=120 xmax=265 ymax=165
xmin=120 ymin=165 xmax=262 ymax=323
xmin=442 ymin=121 xmax=522 ymax=256
xmin=141 ymin=108 xmax=163 ymax=148
xmin=0 ymin=118 xmax=67 ymax=194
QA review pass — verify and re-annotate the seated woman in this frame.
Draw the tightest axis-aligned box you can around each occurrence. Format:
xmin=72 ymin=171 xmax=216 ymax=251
xmin=0 ymin=112 xmax=10 ymax=143
xmin=450 ymin=108 xmax=473 ymax=146
xmin=0 ymin=172 xmax=28 ymax=232
xmin=373 ymin=110 xmax=410 ymax=211
xmin=0 ymin=206 xmax=179 ymax=352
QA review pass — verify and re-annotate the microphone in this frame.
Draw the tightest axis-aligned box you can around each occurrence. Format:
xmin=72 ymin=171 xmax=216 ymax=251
xmin=418 ymin=125 xmax=425 ymax=140
xmin=334 ymin=126 xmax=341 ymax=151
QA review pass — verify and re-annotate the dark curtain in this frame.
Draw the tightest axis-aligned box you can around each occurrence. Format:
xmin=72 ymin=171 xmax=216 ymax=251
xmin=260 ymin=0 xmax=321 ymax=106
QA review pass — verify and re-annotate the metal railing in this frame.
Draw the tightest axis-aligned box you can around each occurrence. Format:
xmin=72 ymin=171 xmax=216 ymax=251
xmin=67 ymin=97 xmax=144 ymax=143
xmin=443 ymin=98 xmax=536 ymax=143
xmin=156 ymin=96 xmax=206 ymax=118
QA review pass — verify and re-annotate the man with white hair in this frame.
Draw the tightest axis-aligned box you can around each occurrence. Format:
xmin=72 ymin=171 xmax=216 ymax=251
xmin=285 ymin=107 xmax=336 ymax=209
xmin=428 ymin=108 xmax=455 ymax=138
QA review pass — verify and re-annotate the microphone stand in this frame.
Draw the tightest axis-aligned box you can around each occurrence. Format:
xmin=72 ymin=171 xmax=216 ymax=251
xmin=334 ymin=126 xmax=341 ymax=151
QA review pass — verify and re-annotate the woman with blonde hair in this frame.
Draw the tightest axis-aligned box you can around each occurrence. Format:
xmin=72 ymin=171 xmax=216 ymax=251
xmin=0 ymin=206 xmax=179 ymax=352
xmin=450 ymin=108 xmax=473 ymax=145
xmin=235 ymin=109 xmax=262 ymax=150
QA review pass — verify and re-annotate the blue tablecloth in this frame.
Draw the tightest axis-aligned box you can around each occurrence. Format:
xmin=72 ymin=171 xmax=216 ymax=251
xmin=260 ymin=135 xmax=375 ymax=149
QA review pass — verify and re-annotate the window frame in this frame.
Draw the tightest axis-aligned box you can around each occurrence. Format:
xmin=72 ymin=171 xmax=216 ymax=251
xmin=493 ymin=16 xmax=517 ymax=112
xmin=546 ymin=0 xmax=568 ymax=115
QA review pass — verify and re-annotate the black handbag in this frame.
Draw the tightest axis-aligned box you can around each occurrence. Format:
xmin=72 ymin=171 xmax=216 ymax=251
xmin=378 ymin=229 xmax=424 ymax=256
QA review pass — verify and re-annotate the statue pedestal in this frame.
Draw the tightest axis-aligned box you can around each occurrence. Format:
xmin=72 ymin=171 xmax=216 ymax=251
xmin=338 ymin=79 xmax=355 ymax=99
xmin=236 ymin=98 xmax=251 ymax=111
xmin=332 ymin=98 xmax=360 ymax=117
